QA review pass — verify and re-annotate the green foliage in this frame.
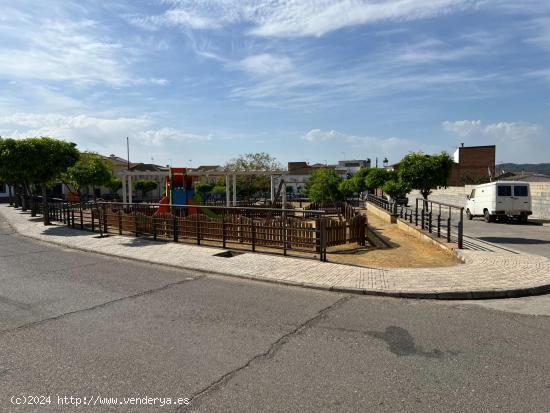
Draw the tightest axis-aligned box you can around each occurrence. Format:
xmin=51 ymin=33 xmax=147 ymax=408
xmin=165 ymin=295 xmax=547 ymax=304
xmin=134 ymin=179 xmax=158 ymax=196
xmin=0 ymin=138 xmax=31 ymax=185
xmin=382 ymin=179 xmax=410 ymax=200
xmin=194 ymin=182 xmax=214 ymax=193
xmin=364 ymin=168 xmax=395 ymax=192
xmin=225 ymin=152 xmax=281 ymax=198
xmin=338 ymin=179 xmax=356 ymax=197
xmin=398 ymin=151 xmax=454 ymax=198
xmin=22 ymin=137 xmax=80 ymax=186
xmin=339 ymin=167 xmax=371 ymax=195
xmin=64 ymin=152 xmax=112 ymax=193
xmin=305 ymin=168 xmax=344 ymax=203
xmin=106 ymin=176 xmax=122 ymax=192
xmin=225 ymin=152 xmax=281 ymax=172
xmin=2 ymin=137 xmax=79 ymax=224
xmin=212 ymin=185 xmax=227 ymax=194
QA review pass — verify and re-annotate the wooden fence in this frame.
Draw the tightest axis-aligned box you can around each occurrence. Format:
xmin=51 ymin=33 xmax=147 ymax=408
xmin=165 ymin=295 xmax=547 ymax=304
xmin=25 ymin=197 xmax=367 ymax=261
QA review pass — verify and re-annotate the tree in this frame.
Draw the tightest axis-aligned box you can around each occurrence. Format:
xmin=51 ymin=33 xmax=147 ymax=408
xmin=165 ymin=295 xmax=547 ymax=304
xmin=338 ymin=179 xmax=356 ymax=197
xmin=398 ymin=151 xmax=454 ymax=199
xmin=305 ymin=168 xmax=344 ymax=203
xmin=382 ymin=179 xmax=410 ymax=202
xmin=194 ymin=182 xmax=214 ymax=193
xmin=339 ymin=167 xmax=370 ymax=196
xmin=0 ymin=138 xmax=31 ymax=208
xmin=24 ymin=137 xmax=80 ymax=225
xmin=225 ymin=152 xmax=281 ymax=200
xmin=364 ymin=168 xmax=395 ymax=193
xmin=134 ymin=179 xmax=158 ymax=199
xmin=212 ymin=185 xmax=227 ymax=194
xmin=106 ymin=176 xmax=122 ymax=193
xmin=63 ymin=152 xmax=112 ymax=199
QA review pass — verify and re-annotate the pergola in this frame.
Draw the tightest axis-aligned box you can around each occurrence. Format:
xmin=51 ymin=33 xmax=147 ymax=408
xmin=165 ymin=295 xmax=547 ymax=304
xmin=117 ymin=170 xmax=288 ymax=207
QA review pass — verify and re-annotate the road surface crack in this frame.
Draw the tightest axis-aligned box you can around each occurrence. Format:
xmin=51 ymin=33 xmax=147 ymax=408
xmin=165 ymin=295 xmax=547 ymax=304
xmin=178 ymin=295 xmax=352 ymax=412
xmin=0 ymin=275 xmax=204 ymax=335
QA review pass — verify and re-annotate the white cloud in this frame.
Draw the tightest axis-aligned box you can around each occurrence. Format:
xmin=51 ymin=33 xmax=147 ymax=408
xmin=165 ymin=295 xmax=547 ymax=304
xmin=301 ymin=128 xmax=437 ymax=162
xmin=0 ymin=19 xmax=131 ymax=86
xmin=0 ymin=4 xmax=161 ymax=87
xmin=442 ymin=120 xmax=542 ymax=141
xmin=150 ymin=78 xmax=170 ymax=85
xmin=142 ymin=0 xmax=478 ymax=38
xmin=303 ymin=129 xmax=348 ymax=142
xmin=442 ymin=119 xmax=549 ymax=162
xmin=234 ymin=54 xmax=293 ymax=75
xmin=139 ymin=127 xmax=211 ymax=145
xmin=0 ymin=113 xmax=211 ymax=153
xmin=250 ymin=0 xmax=476 ymax=38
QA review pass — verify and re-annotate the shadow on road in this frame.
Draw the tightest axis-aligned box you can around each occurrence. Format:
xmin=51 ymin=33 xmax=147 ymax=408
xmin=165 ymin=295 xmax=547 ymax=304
xmin=478 ymin=237 xmax=550 ymax=245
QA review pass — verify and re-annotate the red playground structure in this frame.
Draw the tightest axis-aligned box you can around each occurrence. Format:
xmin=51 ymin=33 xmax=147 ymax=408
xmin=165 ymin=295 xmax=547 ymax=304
xmin=155 ymin=167 xmax=197 ymax=215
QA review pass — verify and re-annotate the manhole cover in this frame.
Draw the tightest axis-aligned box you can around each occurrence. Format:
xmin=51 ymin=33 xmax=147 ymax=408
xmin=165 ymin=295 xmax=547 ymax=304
xmin=213 ymin=250 xmax=244 ymax=258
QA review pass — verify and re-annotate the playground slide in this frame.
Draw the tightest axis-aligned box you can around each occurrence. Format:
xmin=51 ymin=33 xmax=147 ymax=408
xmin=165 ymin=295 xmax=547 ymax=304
xmin=155 ymin=196 xmax=170 ymax=215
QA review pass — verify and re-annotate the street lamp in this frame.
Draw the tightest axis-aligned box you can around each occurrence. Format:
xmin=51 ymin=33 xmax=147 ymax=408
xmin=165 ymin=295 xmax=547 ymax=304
xmin=383 ymin=157 xmax=389 ymax=168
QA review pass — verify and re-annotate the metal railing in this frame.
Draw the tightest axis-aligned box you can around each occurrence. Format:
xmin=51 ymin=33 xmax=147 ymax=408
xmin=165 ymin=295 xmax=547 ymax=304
xmin=367 ymin=194 xmax=464 ymax=249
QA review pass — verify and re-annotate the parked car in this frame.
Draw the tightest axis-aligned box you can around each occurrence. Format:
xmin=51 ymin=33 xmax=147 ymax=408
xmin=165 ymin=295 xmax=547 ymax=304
xmin=465 ymin=181 xmax=532 ymax=223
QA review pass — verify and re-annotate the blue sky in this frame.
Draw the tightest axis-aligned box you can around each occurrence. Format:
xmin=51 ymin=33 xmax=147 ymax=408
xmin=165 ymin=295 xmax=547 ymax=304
xmin=0 ymin=0 xmax=549 ymax=167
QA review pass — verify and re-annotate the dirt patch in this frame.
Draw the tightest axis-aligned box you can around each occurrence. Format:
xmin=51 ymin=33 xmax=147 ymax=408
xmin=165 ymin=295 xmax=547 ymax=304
xmin=325 ymin=210 xmax=460 ymax=268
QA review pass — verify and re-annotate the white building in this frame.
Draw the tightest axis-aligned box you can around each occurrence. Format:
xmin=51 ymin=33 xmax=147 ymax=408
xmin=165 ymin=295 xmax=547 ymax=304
xmin=285 ymin=159 xmax=371 ymax=195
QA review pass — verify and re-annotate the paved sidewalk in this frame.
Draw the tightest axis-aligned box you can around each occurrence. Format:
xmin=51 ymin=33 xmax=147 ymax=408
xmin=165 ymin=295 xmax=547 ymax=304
xmin=2 ymin=205 xmax=550 ymax=299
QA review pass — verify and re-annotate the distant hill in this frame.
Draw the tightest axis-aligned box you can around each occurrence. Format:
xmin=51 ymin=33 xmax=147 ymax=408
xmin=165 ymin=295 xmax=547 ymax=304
xmin=496 ymin=163 xmax=550 ymax=175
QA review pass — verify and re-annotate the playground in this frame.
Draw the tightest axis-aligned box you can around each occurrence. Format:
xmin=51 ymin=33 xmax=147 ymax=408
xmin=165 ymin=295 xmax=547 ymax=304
xmin=20 ymin=167 xmax=460 ymax=268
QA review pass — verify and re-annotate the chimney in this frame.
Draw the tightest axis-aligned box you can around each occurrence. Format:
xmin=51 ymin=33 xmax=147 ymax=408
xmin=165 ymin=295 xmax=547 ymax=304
xmin=461 ymin=143 xmax=464 ymax=148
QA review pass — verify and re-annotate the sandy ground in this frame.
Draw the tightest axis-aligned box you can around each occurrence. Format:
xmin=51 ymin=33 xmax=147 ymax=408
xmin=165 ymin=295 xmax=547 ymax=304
xmin=324 ymin=210 xmax=460 ymax=268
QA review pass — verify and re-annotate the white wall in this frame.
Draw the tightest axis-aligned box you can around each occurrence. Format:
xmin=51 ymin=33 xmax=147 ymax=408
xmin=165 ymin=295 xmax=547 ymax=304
xmin=409 ymin=182 xmax=550 ymax=220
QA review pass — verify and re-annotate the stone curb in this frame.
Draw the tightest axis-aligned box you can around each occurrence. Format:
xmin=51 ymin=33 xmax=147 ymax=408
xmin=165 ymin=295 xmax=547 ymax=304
xmin=2 ymin=207 xmax=550 ymax=301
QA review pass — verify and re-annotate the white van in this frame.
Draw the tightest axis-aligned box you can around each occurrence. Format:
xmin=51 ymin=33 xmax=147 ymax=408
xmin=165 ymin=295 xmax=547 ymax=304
xmin=465 ymin=181 xmax=532 ymax=223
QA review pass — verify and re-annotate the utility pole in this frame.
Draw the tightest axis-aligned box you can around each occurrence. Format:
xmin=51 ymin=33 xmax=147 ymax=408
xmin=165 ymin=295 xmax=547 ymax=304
xmin=126 ymin=137 xmax=130 ymax=170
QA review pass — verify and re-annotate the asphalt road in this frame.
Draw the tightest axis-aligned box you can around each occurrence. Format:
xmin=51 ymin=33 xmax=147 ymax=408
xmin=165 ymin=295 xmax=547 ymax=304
xmin=408 ymin=203 xmax=550 ymax=257
xmin=463 ymin=218 xmax=550 ymax=257
xmin=1 ymin=223 xmax=550 ymax=412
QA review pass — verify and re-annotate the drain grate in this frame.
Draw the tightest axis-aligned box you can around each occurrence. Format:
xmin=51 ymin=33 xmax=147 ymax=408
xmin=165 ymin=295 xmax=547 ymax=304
xmin=213 ymin=250 xmax=244 ymax=258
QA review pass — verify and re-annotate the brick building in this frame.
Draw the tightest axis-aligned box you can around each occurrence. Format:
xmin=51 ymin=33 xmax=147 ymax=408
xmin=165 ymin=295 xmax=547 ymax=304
xmin=448 ymin=144 xmax=496 ymax=186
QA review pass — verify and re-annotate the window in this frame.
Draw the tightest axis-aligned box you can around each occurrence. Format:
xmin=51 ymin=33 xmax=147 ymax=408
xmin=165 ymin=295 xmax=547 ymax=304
xmin=497 ymin=185 xmax=512 ymax=197
xmin=470 ymin=189 xmax=475 ymax=199
xmin=0 ymin=182 xmax=5 ymax=194
xmin=514 ymin=185 xmax=528 ymax=197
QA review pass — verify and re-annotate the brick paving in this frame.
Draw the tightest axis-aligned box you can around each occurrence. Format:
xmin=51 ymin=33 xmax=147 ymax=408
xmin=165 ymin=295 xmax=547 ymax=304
xmin=2 ymin=205 xmax=550 ymax=299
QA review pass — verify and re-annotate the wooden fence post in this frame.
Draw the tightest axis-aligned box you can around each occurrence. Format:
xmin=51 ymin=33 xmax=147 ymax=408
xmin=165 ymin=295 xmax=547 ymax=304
xmin=196 ymin=216 xmax=201 ymax=245
xmin=251 ymin=220 xmax=256 ymax=252
xmin=102 ymin=204 xmax=108 ymax=235
xmin=173 ymin=216 xmax=178 ymax=242
xmin=222 ymin=217 xmax=227 ymax=249
xmin=118 ymin=210 xmax=122 ymax=235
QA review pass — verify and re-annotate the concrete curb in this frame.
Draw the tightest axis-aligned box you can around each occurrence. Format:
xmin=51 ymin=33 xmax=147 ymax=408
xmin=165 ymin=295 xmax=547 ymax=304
xmin=2 ymin=207 xmax=550 ymax=301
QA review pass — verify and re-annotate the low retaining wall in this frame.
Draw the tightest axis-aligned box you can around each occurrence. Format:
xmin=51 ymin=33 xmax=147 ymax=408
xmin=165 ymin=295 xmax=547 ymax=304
xmin=368 ymin=203 xmax=457 ymax=255
xmin=409 ymin=182 xmax=550 ymax=220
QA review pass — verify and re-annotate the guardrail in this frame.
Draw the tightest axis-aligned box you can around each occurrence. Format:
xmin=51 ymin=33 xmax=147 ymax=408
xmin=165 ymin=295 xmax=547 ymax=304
xmin=367 ymin=194 xmax=464 ymax=249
